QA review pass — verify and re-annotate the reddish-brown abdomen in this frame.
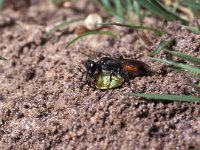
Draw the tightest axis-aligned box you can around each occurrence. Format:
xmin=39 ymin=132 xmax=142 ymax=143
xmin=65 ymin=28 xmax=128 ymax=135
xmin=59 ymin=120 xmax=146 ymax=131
xmin=122 ymin=65 xmax=139 ymax=73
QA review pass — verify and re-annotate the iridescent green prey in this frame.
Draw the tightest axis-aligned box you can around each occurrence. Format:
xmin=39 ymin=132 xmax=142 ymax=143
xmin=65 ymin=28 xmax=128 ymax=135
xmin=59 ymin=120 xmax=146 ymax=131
xmin=95 ymin=72 xmax=125 ymax=89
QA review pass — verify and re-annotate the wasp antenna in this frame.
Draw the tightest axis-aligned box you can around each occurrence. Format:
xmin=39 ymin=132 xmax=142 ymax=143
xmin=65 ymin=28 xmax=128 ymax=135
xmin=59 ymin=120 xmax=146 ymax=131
xmin=80 ymin=51 xmax=96 ymax=60
xmin=117 ymin=54 xmax=124 ymax=60
xmin=77 ymin=64 xmax=85 ymax=73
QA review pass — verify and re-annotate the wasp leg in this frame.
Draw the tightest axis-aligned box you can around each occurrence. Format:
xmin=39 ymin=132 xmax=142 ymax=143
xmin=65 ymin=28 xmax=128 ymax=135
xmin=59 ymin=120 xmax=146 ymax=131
xmin=118 ymin=55 xmax=124 ymax=60
xmin=77 ymin=65 xmax=88 ymax=89
xmin=106 ymin=71 xmax=119 ymax=89
xmin=86 ymin=73 xmax=91 ymax=86
xmin=107 ymin=71 xmax=113 ymax=89
xmin=124 ymin=72 xmax=134 ymax=92
xmin=85 ymin=73 xmax=93 ymax=88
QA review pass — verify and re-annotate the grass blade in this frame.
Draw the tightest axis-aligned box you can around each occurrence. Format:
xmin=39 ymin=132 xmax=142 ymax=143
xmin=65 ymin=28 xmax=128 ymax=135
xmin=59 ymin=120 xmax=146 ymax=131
xmin=174 ymin=69 xmax=200 ymax=79
xmin=125 ymin=93 xmax=200 ymax=102
xmin=149 ymin=39 xmax=174 ymax=56
xmin=113 ymin=0 xmax=124 ymax=21
xmin=133 ymin=0 xmax=143 ymax=25
xmin=101 ymin=0 xmax=111 ymax=7
xmin=136 ymin=0 xmax=174 ymax=21
xmin=149 ymin=57 xmax=200 ymax=74
xmin=100 ymin=22 xmax=162 ymax=35
xmin=0 ymin=0 xmax=4 ymax=9
xmin=98 ymin=0 xmax=122 ymax=20
xmin=51 ymin=0 xmax=64 ymax=5
xmin=188 ymin=27 xmax=200 ymax=34
xmin=183 ymin=25 xmax=200 ymax=34
xmin=124 ymin=0 xmax=134 ymax=11
xmin=45 ymin=17 xmax=84 ymax=36
xmin=136 ymin=0 xmax=188 ymax=25
xmin=100 ymin=0 xmax=113 ymax=15
xmin=166 ymin=50 xmax=200 ymax=64
xmin=65 ymin=31 xmax=117 ymax=48
xmin=183 ymin=1 xmax=200 ymax=10
xmin=154 ymin=0 xmax=188 ymax=24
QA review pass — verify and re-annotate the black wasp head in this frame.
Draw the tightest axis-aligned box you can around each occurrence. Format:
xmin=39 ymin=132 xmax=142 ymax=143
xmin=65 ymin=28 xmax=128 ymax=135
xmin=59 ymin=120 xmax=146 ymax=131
xmin=85 ymin=59 xmax=98 ymax=77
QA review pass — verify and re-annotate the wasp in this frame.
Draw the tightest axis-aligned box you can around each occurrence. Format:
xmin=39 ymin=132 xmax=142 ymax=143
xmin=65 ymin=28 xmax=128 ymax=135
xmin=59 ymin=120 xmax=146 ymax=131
xmin=85 ymin=56 xmax=149 ymax=89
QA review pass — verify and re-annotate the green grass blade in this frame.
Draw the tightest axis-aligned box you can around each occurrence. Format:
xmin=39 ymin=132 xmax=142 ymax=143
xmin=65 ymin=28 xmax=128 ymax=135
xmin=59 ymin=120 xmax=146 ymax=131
xmin=65 ymin=31 xmax=117 ymax=48
xmin=51 ymin=0 xmax=64 ymax=5
xmin=136 ymin=0 xmax=174 ymax=21
xmin=183 ymin=0 xmax=200 ymax=17
xmin=113 ymin=0 xmax=124 ymax=21
xmin=99 ymin=0 xmax=119 ymax=19
xmin=101 ymin=0 xmax=112 ymax=10
xmin=100 ymin=0 xmax=111 ymax=13
xmin=45 ymin=17 xmax=84 ymax=36
xmin=0 ymin=56 xmax=6 ymax=60
xmin=183 ymin=1 xmax=200 ymax=10
xmin=133 ymin=0 xmax=143 ymax=25
xmin=166 ymin=50 xmax=200 ymax=64
xmin=149 ymin=57 xmax=200 ymax=74
xmin=125 ymin=0 xmax=134 ymax=11
xmin=174 ymin=69 xmax=200 ymax=79
xmin=100 ymin=22 xmax=162 ymax=35
xmin=149 ymin=39 xmax=174 ymax=56
xmin=0 ymin=0 xmax=4 ymax=9
xmin=152 ymin=0 xmax=188 ymax=24
xmin=189 ymin=27 xmax=200 ymax=34
xmin=183 ymin=25 xmax=200 ymax=34
xmin=125 ymin=93 xmax=200 ymax=102
xmin=160 ymin=0 xmax=189 ymax=22
xmin=136 ymin=0 xmax=188 ymax=25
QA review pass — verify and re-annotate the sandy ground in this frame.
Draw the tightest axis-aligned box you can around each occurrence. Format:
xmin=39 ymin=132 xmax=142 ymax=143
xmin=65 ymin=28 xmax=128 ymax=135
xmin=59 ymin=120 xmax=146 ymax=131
xmin=0 ymin=0 xmax=200 ymax=149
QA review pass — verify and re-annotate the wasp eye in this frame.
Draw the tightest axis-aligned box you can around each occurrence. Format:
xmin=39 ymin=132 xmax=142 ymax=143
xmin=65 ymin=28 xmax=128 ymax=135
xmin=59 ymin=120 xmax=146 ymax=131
xmin=90 ymin=63 xmax=94 ymax=67
xmin=85 ymin=60 xmax=95 ymax=68
xmin=85 ymin=60 xmax=98 ymax=76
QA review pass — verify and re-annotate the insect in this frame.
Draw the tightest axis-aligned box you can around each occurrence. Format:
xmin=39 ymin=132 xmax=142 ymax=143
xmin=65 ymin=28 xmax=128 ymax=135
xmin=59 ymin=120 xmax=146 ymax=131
xmin=95 ymin=72 xmax=125 ymax=89
xmin=85 ymin=56 xmax=149 ymax=89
